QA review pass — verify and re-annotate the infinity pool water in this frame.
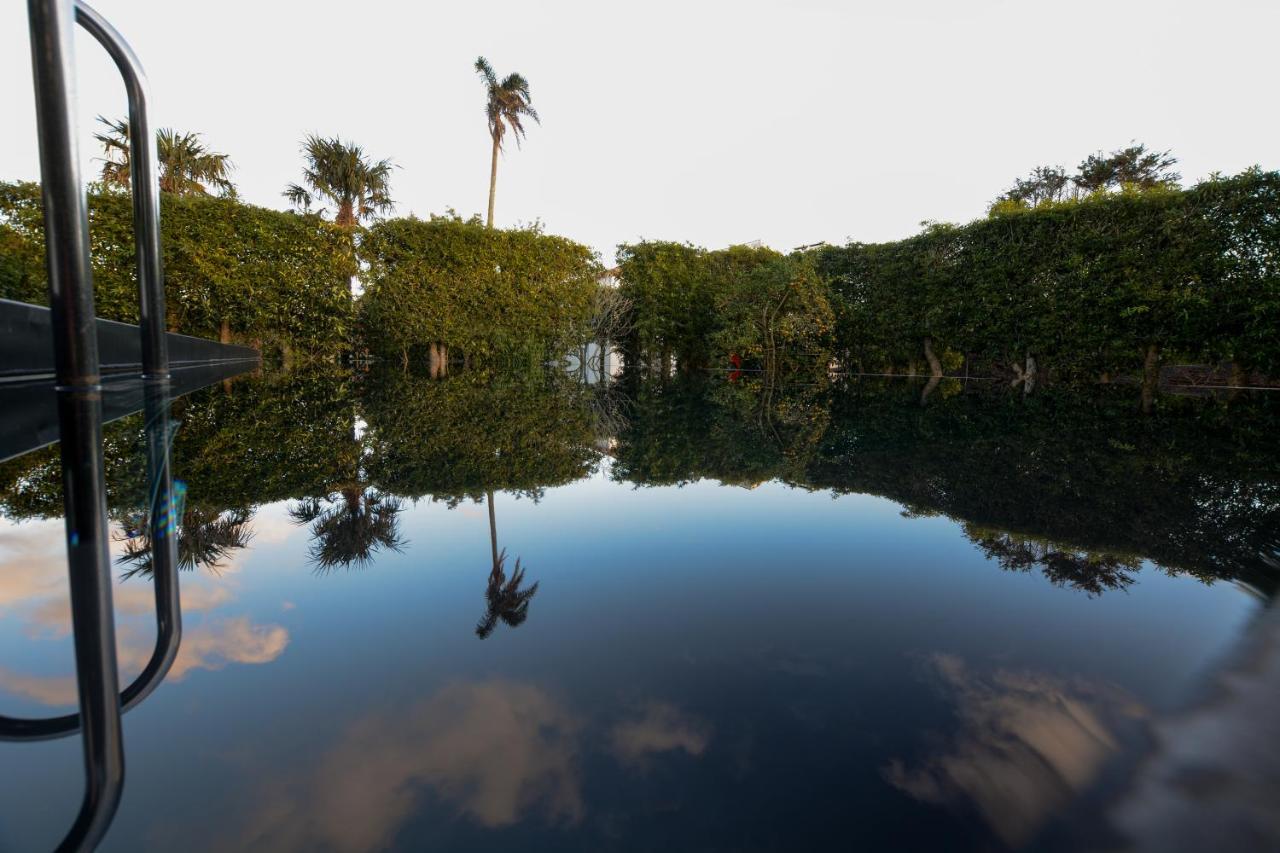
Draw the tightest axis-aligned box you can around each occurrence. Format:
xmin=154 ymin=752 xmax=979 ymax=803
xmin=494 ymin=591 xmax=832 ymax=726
xmin=0 ymin=369 xmax=1276 ymax=851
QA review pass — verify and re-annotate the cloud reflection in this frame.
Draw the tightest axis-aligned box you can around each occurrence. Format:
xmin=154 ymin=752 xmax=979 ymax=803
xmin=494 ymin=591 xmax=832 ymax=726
xmin=609 ymin=701 xmax=712 ymax=767
xmin=236 ymin=680 xmax=584 ymax=852
xmin=883 ymin=653 xmax=1145 ymax=848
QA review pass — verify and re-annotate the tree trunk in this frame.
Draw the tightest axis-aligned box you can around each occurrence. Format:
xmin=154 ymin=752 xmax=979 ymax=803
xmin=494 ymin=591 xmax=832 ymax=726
xmin=1141 ymin=343 xmax=1160 ymax=413
xmin=428 ymin=342 xmax=441 ymax=379
xmin=337 ymin=200 xmax=355 ymax=228
xmin=220 ymin=318 xmax=231 ymax=344
xmin=487 ymin=490 xmax=499 ymax=569
xmin=923 ymin=337 xmax=943 ymax=378
xmin=486 ymin=135 xmax=500 ymax=229
xmin=1023 ymin=353 xmax=1037 ymax=395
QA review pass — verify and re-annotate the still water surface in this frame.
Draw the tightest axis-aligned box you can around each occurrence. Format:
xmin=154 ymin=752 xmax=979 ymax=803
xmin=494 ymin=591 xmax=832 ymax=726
xmin=0 ymin=369 xmax=1276 ymax=851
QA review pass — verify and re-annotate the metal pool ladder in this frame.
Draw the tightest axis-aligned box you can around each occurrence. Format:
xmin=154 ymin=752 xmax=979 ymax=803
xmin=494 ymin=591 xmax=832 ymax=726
xmin=13 ymin=1 xmax=183 ymax=849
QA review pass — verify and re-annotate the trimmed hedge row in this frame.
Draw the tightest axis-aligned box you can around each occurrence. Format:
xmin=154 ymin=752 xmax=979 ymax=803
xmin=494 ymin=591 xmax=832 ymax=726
xmin=616 ymin=242 xmax=835 ymax=371
xmin=0 ymin=181 xmax=357 ymax=358
xmin=616 ymin=170 xmax=1279 ymax=380
xmin=358 ymin=215 xmax=600 ymax=363
xmin=810 ymin=169 xmax=1280 ymax=379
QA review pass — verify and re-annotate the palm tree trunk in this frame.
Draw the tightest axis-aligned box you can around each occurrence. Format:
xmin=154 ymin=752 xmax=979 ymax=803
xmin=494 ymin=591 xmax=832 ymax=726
xmin=486 ymin=135 xmax=500 ymax=228
xmin=487 ymin=489 xmax=498 ymax=569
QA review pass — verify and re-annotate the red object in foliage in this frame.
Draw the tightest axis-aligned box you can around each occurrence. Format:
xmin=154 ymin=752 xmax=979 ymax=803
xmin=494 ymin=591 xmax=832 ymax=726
xmin=728 ymin=370 xmax=742 ymax=382
xmin=729 ymin=353 xmax=742 ymax=369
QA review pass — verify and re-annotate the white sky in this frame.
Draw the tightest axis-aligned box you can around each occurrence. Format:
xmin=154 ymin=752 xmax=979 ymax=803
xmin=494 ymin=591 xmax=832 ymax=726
xmin=2 ymin=0 xmax=1277 ymax=262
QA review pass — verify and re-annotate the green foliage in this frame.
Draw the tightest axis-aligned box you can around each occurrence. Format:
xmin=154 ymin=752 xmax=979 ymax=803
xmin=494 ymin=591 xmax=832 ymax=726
xmin=358 ymin=214 xmax=599 ymax=362
xmin=95 ymin=116 xmax=237 ymax=197
xmin=283 ymin=135 xmax=394 ymax=228
xmin=617 ymin=241 xmax=834 ymax=369
xmin=710 ymin=255 xmax=835 ymax=371
xmin=0 ymin=180 xmax=357 ymax=357
xmin=812 ymin=169 xmax=1280 ymax=377
xmin=360 ymin=367 xmax=599 ymax=502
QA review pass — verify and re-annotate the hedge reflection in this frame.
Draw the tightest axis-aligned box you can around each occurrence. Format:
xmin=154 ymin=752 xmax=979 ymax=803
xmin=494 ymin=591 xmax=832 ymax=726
xmin=2 ymin=368 xmax=1277 ymax=597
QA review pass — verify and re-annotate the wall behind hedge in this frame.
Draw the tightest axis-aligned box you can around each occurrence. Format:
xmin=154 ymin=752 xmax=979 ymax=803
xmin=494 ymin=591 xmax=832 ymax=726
xmin=0 ymin=181 xmax=357 ymax=358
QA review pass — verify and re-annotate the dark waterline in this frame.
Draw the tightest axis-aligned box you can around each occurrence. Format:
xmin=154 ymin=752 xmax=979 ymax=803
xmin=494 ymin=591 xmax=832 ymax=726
xmin=0 ymin=368 xmax=1276 ymax=851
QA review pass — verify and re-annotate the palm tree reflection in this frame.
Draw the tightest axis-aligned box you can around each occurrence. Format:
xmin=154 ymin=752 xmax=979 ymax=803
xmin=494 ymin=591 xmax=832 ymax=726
xmin=117 ymin=506 xmax=254 ymax=580
xmin=476 ymin=548 xmax=539 ymax=639
xmin=289 ymin=487 xmax=405 ymax=573
xmin=477 ymin=490 xmax=539 ymax=638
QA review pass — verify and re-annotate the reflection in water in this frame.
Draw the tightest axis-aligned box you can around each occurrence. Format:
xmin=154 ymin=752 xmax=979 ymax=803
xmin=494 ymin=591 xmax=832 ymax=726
xmin=883 ymin=654 xmax=1147 ymax=848
xmin=232 ymin=680 xmax=583 ymax=852
xmin=476 ymin=549 xmax=540 ymax=639
xmin=117 ymin=505 xmax=255 ymax=579
xmin=0 ymin=367 xmax=1277 ymax=850
xmin=965 ymin=526 xmax=1142 ymax=597
xmin=1109 ymin=605 xmax=1280 ymax=852
xmin=608 ymin=701 xmax=712 ymax=768
xmin=289 ymin=487 xmax=405 ymax=572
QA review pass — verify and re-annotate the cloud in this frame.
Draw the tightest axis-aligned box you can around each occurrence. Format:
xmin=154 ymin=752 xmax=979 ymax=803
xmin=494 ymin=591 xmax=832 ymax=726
xmin=232 ymin=680 xmax=584 ymax=853
xmin=160 ymin=616 xmax=289 ymax=681
xmin=882 ymin=653 xmax=1145 ymax=848
xmin=609 ymin=701 xmax=712 ymax=767
xmin=0 ymin=616 xmax=289 ymax=708
xmin=0 ymin=666 xmax=78 ymax=706
xmin=1109 ymin=605 xmax=1280 ymax=852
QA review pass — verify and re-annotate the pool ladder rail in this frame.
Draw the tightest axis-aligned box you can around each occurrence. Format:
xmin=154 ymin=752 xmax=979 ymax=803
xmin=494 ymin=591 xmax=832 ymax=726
xmin=16 ymin=1 xmax=182 ymax=850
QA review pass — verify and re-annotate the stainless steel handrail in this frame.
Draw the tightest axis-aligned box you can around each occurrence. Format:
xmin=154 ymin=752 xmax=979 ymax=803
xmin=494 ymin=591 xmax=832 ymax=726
xmin=18 ymin=1 xmax=180 ymax=849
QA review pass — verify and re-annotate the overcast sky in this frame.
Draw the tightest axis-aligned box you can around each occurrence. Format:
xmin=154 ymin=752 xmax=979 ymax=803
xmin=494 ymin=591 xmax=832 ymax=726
xmin=2 ymin=0 xmax=1277 ymax=261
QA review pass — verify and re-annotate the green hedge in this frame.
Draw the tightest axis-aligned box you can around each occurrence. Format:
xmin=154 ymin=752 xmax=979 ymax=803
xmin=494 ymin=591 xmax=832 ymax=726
xmin=810 ymin=169 xmax=1280 ymax=378
xmin=616 ymin=171 xmax=1278 ymax=380
xmin=358 ymin=215 xmax=599 ymax=362
xmin=0 ymin=181 xmax=357 ymax=358
xmin=616 ymin=242 xmax=835 ymax=370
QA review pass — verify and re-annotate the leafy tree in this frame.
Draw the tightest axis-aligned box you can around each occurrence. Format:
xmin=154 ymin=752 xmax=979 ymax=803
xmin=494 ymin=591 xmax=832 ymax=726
xmin=474 ymin=56 xmax=540 ymax=228
xmin=997 ymin=165 xmax=1072 ymax=207
xmin=1074 ymin=143 xmax=1180 ymax=193
xmin=95 ymin=116 xmax=235 ymax=197
xmin=284 ymin=134 xmax=395 ymax=228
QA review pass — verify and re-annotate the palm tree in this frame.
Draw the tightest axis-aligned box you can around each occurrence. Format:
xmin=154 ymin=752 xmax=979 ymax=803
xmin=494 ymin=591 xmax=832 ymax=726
xmin=283 ymin=135 xmax=395 ymax=228
xmin=288 ymin=487 xmax=405 ymax=573
xmin=475 ymin=549 xmax=539 ymax=638
xmin=95 ymin=116 xmax=235 ymax=197
xmin=474 ymin=57 xmax=540 ymax=228
xmin=117 ymin=506 xmax=254 ymax=580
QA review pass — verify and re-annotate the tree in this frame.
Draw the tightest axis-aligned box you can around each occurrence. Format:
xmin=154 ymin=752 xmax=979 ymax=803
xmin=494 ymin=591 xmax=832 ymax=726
xmin=95 ymin=116 xmax=235 ymax=197
xmin=289 ymin=488 xmax=405 ymax=573
xmin=117 ymin=506 xmax=254 ymax=579
xmin=475 ymin=549 xmax=539 ymax=638
xmin=1074 ymin=143 xmax=1180 ymax=193
xmin=997 ymin=165 xmax=1071 ymax=207
xmin=284 ymin=135 xmax=395 ymax=228
xmin=474 ymin=56 xmax=540 ymax=228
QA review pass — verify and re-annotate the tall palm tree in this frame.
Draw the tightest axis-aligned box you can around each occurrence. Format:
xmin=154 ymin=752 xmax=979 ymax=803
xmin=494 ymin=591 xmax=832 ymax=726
xmin=283 ymin=134 xmax=395 ymax=228
xmin=474 ymin=57 xmax=540 ymax=228
xmin=288 ymin=487 xmax=405 ymax=573
xmin=95 ymin=116 xmax=235 ymax=197
xmin=475 ymin=549 xmax=539 ymax=639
